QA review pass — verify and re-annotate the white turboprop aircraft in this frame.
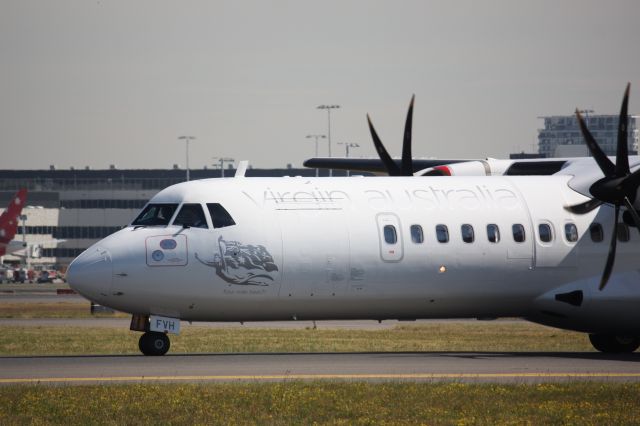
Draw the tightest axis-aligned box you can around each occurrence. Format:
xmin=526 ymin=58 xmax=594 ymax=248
xmin=68 ymin=85 xmax=640 ymax=356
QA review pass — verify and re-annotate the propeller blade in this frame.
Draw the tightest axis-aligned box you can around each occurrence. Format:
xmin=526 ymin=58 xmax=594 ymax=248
xmin=615 ymin=83 xmax=631 ymax=176
xmin=623 ymin=197 xmax=640 ymax=235
xmin=367 ymin=114 xmax=402 ymax=176
xmin=564 ymin=199 xmax=603 ymax=215
xmin=576 ymin=109 xmax=615 ymax=177
xmin=623 ymin=167 xmax=640 ymax=192
xmin=401 ymin=95 xmax=415 ymax=176
xmin=600 ymin=204 xmax=620 ymax=290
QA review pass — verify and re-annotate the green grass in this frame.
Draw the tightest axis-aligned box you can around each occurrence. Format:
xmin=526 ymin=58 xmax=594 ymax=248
xmin=0 ymin=283 xmax=70 ymax=292
xmin=0 ymin=302 xmax=127 ymax=319
xmin=0 ymin=322 xmax=594 ymax=356
xmin=1 ymin=382 xmax=639 ymax=425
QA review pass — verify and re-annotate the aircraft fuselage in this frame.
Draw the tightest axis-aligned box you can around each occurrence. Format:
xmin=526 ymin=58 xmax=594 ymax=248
xmin=67 ymin=176 xmax=640 ymax=336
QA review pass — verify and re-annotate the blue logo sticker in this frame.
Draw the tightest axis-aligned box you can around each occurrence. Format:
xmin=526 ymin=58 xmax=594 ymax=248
xmin=160 ymin=239 xmax=177 ymax=250
xmin=152 ymin=250 xmax=165 ymax=262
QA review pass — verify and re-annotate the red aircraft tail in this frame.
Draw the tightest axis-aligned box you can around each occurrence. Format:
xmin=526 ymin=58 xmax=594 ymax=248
xmin=0 ymin=189 xmax=28 ymax=248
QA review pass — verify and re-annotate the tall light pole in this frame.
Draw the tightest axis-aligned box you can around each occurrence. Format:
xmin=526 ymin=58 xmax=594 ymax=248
xmin=338 ymin=142 xmax=359 ymax=176
xmin=19 ymin=215 xmax=27 ymax=244
xmin=317 ymin=104 xmax=340 ymax=176
xmin=305 ymin=134 xmax=326 ymax=177
xmin=19 ymin=214 xmax=27 ymax=268
xmin=178 ymin=136 xmax=196 ymax=181
xmin=212 ymin=157 xmax=235 ymax=178
xmin=338 ymin=142 xmax=359 ymax=158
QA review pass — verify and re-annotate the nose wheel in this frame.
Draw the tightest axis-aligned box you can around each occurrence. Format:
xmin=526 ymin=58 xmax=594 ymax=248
xmin=138 ymin=331 xmax=170 ymax=356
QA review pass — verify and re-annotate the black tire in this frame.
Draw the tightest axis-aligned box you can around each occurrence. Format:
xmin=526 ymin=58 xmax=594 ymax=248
xmin=138 ymin=331 xmax=170 ymax=356
xmin=589 ymin=334 xmax=640 ymax=353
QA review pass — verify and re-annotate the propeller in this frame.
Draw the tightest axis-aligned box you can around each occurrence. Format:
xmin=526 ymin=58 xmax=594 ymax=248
xmin=566 ymin=83 xmax=640 ymax=289
xmin=366 ymin=95 xmax=416 ymax=176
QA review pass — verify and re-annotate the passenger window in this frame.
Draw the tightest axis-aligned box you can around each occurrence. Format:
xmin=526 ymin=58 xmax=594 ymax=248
xmin=207 ymin=203 xmax=236 ymax=228
xmin=383 ymin=225 xmax=397 ymax=244
xmin=564 ymin=223 xmax=578 ymax=243
xmin=173 ymin=204 xmax=208 ymax=229
xmin=590 ymin=223 xmax=603 ymax=242
xmin=461 ymin=224 xmax=474 ymax=243
xmin=512 ymin=224 xmax=526 ymax=243
xmin=617 ymin=223 xmax=630 ymax=242
xmin=436 ymin=225 xmax=449 ymax=243
xmin=132 ymin=203 xmax=178 ymax=226
xmin=410 ymin=225 xmax=424 ymax=244
xmin=487 ymin=224 xmax=500 ymax=243
xmin=538 ymin=223 xmax=553 ymax=243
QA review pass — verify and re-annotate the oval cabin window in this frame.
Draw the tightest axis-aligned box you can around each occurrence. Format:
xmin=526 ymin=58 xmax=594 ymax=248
xmin=383 ymin=225 xmax=397 ymax=244
xmin=590 ymin=223 xmax=603 ymax=242
xmin=564 ymin=223 xmax=578 ymax=243
xmin=410 ymin=225 xmax=424 ymax=244
xmin=436 ymin=224 xmax=449 ymax=243
xmin=487 ymin=224 xmax=500 ymax=243
xmin=617 ymin=223 xmax=630 ymax=242
xmin=461 ymin=224 xmax=474 ymax=243
xmin=512 ymin=224 xmax=526 ymax=243
xmin=538 ymin=223 xmax=553 ymax=243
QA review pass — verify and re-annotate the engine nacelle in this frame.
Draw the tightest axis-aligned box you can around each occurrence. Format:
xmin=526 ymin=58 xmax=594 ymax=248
xmin=415 ymin=160 xmax=489 ymax=176
xmin=415 ymin=159 xmax=522 ymax=177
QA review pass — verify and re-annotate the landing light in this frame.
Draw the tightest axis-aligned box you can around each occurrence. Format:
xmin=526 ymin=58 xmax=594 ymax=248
xmin=439 ymin=265 xmax=447 ymax=273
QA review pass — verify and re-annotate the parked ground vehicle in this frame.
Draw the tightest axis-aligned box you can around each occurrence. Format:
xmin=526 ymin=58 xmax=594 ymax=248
xmin=36 ymin=270 xmax=53 ymax=284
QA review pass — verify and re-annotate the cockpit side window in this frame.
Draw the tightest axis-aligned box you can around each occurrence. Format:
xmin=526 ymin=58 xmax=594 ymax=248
xmin=207 ymin=203 xmax=236 ymax=228
xmin=131 ymin=204 xmax=178 ymax=226
xmin=173 ymin=203 xmax=208 ymax=229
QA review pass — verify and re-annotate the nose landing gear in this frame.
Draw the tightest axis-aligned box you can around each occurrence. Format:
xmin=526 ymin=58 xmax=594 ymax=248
xmin=130 ymin=314 xmax=174 ymax=356
xmin=138 ymin=331 xmax=170 ymax=356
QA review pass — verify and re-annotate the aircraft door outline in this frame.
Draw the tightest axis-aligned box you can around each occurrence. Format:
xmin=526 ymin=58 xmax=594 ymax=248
xmin=376 ymin=213 xmax=404 ymax=262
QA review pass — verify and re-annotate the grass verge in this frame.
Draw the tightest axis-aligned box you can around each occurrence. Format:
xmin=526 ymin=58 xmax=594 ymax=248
xmin=0 ymin=302 xmax=127 ymax=319
xmin=1 ymin=382 xmax=639 ymax=425
xmin=0 ymin=322 xmax=594 ymax=356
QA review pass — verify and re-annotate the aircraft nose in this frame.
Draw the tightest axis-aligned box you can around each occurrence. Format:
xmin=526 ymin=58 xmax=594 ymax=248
xmin=67 ymin=245 xmax=113 ymax=301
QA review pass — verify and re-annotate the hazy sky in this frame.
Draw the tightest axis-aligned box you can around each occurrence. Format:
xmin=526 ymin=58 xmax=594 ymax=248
xmin=1 ymin=0 xmax=639 ymax=170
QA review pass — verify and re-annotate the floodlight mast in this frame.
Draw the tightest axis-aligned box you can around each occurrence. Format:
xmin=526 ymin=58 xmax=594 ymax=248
xmin=305 ymin=134 xmax=326 ymax=177
xmin=178 ymin=136 xmax=196 ymax=181
xmin=316 ymin=105 xmax=340 ymax=176
xmin=212 ymin=157 xmax=235 ymax=178
xmin=337 ymin=142 xmax=360 ymax=176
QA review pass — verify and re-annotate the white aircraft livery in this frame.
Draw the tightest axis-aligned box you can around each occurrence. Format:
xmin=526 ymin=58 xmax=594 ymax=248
xmin=67 ymin=85 xmax=640 ymax=356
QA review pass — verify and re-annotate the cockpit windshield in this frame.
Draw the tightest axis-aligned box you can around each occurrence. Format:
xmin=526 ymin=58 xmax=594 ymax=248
xmin=207 ymin=203 xmax=236 ymax=228
xmin=131 ymin=204 xmax=178 ymax=226
xmin=173 ymin=203 xmax=208 ymax=229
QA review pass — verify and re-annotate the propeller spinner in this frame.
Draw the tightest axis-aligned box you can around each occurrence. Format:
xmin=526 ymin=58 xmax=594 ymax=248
xmin=566 ymin=83 xmax=640 ymax=290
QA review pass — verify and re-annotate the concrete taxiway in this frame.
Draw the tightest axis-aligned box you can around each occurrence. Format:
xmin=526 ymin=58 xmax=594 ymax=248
xmin=1 ymin=352 xmax=639 ymax=385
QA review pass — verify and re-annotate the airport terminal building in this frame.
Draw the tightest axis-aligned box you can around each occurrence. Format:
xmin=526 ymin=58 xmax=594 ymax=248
xmin=538 ymin=113 xmax=639 ymax=158
xmin=0 ymin=166 xmax=332 ymax=269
